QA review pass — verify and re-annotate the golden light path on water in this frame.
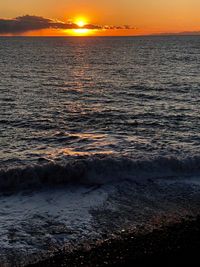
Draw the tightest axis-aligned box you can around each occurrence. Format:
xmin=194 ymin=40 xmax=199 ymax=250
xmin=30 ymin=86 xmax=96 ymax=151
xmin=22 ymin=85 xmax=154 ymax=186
xmin=41 ymin=132 xmax=115 ymax=160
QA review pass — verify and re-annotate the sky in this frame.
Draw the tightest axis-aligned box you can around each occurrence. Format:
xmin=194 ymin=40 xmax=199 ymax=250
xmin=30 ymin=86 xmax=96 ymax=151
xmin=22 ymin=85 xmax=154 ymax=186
xmin=0 ymin=0 xmax=200 ymax=36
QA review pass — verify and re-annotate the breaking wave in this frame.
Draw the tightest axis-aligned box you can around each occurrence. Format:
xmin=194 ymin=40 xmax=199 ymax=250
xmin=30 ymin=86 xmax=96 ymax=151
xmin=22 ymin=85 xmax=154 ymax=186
xmin=1 ymin=154 xmax=200 ymax=193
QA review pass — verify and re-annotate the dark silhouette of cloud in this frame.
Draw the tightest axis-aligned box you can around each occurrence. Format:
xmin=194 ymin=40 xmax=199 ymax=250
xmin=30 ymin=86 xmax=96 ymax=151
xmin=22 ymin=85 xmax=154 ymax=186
xmin=0 ymin=15 xmax=52 ymax=34
xmin=103 ymin=25 xmax=136 ymax=30
xmin=0 ymin=15 xmax=134 ymax=34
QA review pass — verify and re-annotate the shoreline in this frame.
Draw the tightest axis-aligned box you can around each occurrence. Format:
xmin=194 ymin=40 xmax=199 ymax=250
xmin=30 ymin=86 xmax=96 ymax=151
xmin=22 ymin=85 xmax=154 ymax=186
xmin=26 ymin=215 xmax=200 ymax=267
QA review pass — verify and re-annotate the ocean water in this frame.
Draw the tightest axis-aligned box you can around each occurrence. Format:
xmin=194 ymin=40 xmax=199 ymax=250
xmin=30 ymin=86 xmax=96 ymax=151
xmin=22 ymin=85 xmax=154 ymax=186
xmin=1 ymin=37 xmax=200 ymax=168
xmin=0 ymin=36 xmax=200 ymax=265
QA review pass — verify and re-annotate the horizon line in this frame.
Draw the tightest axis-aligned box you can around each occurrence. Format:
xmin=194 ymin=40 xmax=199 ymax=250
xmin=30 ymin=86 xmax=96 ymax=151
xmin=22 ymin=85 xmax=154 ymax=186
xmin=0 ymin=33 xmax=199 ymax=38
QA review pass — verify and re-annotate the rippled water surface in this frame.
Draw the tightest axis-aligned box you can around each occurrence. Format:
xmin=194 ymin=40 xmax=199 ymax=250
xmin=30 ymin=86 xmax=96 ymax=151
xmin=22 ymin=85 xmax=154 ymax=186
xmin=0 ymin=36 xmax=200 ymax=168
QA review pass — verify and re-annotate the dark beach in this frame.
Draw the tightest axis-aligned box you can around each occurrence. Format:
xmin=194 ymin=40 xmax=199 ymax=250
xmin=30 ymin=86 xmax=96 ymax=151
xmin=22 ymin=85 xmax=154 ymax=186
xmin=27 ymin=215 xmax=200 ymax=267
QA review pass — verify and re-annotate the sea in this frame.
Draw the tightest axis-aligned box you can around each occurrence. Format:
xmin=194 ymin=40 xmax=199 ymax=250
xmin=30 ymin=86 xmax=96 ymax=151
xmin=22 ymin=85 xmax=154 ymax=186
xmin=0 ymin=36 xmax=200 ymax=266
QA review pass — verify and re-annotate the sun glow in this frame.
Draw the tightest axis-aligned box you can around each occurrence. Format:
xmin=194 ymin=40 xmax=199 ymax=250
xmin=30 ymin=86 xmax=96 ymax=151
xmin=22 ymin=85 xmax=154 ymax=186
xmin=63 ymin=17 xmax=98 ymax=36
xmin=75 ymin=17 xmax=87 ymax=28
xmin=73 ymin=28 xmax=90 ymax=35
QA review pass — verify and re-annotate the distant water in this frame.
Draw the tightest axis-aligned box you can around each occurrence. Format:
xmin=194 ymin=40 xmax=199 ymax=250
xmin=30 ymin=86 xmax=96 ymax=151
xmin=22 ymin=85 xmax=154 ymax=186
xmin=0 ymin=36 xmax=200 ymax=189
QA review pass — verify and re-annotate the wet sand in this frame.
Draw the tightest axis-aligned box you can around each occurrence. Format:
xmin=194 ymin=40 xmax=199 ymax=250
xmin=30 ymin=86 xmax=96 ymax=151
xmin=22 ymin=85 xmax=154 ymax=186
xmin=26 ymin=215 xmax=200 ymax=267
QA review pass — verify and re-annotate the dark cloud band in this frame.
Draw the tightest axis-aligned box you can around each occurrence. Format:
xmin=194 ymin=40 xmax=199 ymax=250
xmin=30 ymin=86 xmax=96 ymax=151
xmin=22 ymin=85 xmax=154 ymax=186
xmin=0 ymin=15 xmax=134 ymax=34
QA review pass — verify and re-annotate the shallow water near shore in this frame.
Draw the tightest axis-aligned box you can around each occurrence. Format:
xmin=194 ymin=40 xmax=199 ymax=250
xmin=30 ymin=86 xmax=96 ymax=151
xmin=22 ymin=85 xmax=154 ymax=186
xmin=0 ymin=36 xmax=200 ymax=266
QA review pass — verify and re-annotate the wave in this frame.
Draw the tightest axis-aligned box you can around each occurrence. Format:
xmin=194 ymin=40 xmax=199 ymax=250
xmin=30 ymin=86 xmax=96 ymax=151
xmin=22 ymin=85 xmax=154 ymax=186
xmin=0 ymin=155 xmax=200 ymax=193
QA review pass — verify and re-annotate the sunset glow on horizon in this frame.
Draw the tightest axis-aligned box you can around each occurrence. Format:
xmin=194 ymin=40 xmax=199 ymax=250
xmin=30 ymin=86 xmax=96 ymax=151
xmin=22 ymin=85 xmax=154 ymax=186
xmin=66 ymin=17 xmax=98 ymax=36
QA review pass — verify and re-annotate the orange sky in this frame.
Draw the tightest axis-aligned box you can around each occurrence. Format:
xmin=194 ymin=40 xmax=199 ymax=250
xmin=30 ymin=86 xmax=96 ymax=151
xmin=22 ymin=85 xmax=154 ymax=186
xmin=0 ymin=0 xmax=200 ymax=36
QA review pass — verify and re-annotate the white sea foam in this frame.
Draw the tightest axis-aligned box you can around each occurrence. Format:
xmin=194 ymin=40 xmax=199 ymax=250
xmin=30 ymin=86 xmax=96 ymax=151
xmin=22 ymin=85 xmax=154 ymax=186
xmin=0 ymin=171 xmax=200 ymax=266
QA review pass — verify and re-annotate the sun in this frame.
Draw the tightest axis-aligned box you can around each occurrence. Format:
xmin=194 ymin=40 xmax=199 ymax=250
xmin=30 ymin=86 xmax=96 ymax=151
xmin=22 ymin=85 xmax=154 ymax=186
xmin=63 ymin=17 xmax=98 ymax=36
xmin=75 ymin=17 xmax=87 ymax=28
xmin=73 ymin=17 xmax=90 ymax=35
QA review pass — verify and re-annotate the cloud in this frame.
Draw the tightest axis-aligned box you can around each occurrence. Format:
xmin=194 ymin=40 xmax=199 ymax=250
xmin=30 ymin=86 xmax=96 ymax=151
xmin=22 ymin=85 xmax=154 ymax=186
xmin=103 ymin=25 xmax=136 ymax=30
xmin=0 ymin=15 xmax=134 ymax=34
xmin=0 ymin=15 xmax=52 ymax=34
